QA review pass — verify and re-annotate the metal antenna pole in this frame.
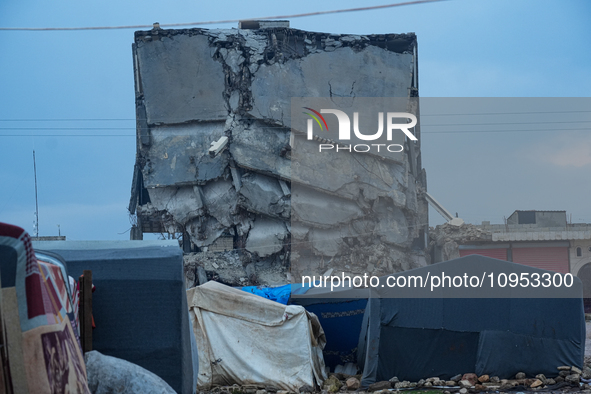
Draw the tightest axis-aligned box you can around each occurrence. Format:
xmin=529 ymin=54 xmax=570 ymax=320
xmin=33 ymin=150 xmax=39 ymax=238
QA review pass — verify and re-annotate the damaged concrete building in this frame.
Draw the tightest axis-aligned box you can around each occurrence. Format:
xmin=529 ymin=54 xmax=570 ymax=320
xmin=128 ymin=21 xmax=429 ymax=286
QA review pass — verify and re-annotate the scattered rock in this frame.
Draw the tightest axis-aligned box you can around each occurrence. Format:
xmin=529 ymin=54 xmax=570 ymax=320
xmin=546 ymin=378 xmax=556 ymax=385
xmin=565 ymin=374 xmax=580 ymax=385
xmin=557 ymin=366 xmax=572 ymax=371
xmin=85 ymin=351 xmax=176 ymax=394
xmin=478 ymin=374 xmax=489 ymax=383
xmin=459 ymin=388 xmax=468 ymax=394
xmin=515 ymin=372 xmax=526 ymax=380
xmin=583 ymin=367 xmax=591 ymax=379
xmin=530 ymin=379 xmax=544 ymax=388
xmin=331 ymin=373 xmax=348 ymax=381
xmin=445 ymin=381 xmax=456 ymax=386
xmin=474 ymin=384 xmax=485 ymax=391
xmin=323 ymin=376 xmax=343 ymax=393
xmin=450 ymin=374 xmax=462 ymax=382
xmin=388 ymin=377 xmax=399 ymax=383
xmin=424 ymin=382 xmax=432 ymax=387
xmin=461 ymin=373 xmax=478 ymax=386
xmin=555 ymin=376 xmax=565 ymax=383
xmin=417 ymin=379 xmax=425 ymax=387
xmin=345 ymin=378 xmax=360 ymax=391
xmin=535 ymin=374 xmax=547 ymax=384
xmin=559 ymin=370 xmax=571 ymax=377
xmin=459 ymin=380 xmax=472 ymax=388
xmin=256 ymin=390 xmax=267 ymax=394
xmin=394 ymin=381 xmax=411 ymax=389
xmin=572 ymin=366 xmax=583 ymax=375
xmin=367 ymin=381 xmax=390 ymax=392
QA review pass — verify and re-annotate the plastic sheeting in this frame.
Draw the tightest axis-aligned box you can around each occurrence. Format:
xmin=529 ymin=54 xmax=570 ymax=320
xmin=358 ymin=255 xmax=586 ymax=386
xmin=241 ymin=284 xmax=291 ymax=305
xmin=187 ymin=281 xmax=327 ymax=391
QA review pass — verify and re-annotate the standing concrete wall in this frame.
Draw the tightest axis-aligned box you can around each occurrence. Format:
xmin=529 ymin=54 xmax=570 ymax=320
xmin=129 ymin=23 xmax=429 ymax=285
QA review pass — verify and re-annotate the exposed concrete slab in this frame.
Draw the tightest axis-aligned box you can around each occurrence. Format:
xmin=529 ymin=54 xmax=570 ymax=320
xmin=202 ymin=180 xmax=238 ymax=228
xmin=291 ymin=185 xmax=365 ymax=228
xmin=238 ymin=172 xmax=290 ymax=219
xmin=143 ymin=123 xmax=228 ymax=188
xmin=372 ymin=197 xmax=410 ymax=247
xmin=290 ymin=222 xmax=309 ymax=241
xmin=136 ymin=34 xmax=227 ymax=124
xmin=291 ymin=137 xmax=407 ymax=201
xmin=186 ymin=216 xmax=225 ymax=248
xmin=308 ymin=227 xmax=345 ymax=257
xmin=249 ymin=46 xmax=413 ymax=127
xmin=230 ymin=122 xmax=291 ymax=179
xmin=405 ymin=173 xmax=418 ymax=212
xmin=289 ymin=96 xmax=413 ymax=163
xmin=245 ymin=217 xmax=287 ymax=257
xmin=147 ymin=186 xmax=203 ymax=225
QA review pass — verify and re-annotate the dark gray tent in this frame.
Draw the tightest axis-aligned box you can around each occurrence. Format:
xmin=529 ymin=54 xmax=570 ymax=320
xmin=358 ymin=255 xmax=585 ymax=386
xmin=291 ymin=286 xmax=369 ymax=370
xmin=32 ymin=240 xmax=194 ymax=394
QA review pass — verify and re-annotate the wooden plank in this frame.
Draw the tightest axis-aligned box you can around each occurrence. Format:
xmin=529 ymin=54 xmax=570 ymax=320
xmin=80 ymin=271 xmax=93 ymax=353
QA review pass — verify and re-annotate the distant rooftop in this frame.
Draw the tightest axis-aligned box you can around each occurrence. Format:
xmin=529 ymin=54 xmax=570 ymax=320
xmin=473 ymin=210 xmax=591 ymax=242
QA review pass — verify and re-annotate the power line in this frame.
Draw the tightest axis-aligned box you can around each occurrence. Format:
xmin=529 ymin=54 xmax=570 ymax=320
xmin=0 ymin=128 xmax=589 ymax=137
xmin=0 ymin=135 xmax=135 ymax=137
xmin=0 ymin=0 xmax=446 ymax=31
xmin=0 ymin=119 xmax=135 ymax=122
xmin=422 ymin=127 xmax=590 ymax=134
xmin=0 ymin=121 xmax=590 ymax=130
xmin=0 ymin=110 xmax=589 ymax=123
xmin=421 ymin=110 xmax=591 ymax=117
xmin=421 ymin=121 xmax=591 ymax=127
xmin=0 ymin=127 xmax=134 ymax=130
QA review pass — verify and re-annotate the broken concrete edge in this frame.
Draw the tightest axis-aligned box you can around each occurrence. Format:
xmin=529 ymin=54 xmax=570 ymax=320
xmin=429 ymin=222 xmax=493 ymax=262
xmin=133 ymin=27 xmax=417 ymax=64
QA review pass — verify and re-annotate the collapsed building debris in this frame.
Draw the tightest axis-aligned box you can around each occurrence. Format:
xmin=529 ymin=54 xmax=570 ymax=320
xmin=128 ymin=22 xmax=429 ymax=285
xmin=429 ymin=222 xmax=491 ymax=262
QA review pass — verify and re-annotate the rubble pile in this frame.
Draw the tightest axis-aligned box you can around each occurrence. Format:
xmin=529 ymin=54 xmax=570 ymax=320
xmin=196 ymin=366 xmax=591 ymax=394
xmin=184 ymin=250 xmax=288 ymax=287
xmin=129 ymin=25 xmax=429 ymax=283
xmin=429 ymin=222 xmax=491 ymax=261
xmin=362 ymin=368 xmax=591 ymax=392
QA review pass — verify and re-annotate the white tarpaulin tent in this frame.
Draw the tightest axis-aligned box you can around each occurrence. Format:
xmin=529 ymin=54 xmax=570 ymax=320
xmin=187 ymin=281 xmax=327 ymax=391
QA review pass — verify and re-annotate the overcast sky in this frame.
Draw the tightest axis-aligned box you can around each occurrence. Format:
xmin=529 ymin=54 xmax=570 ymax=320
xmin=1 ymin=0 xmax=589 ymax=240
